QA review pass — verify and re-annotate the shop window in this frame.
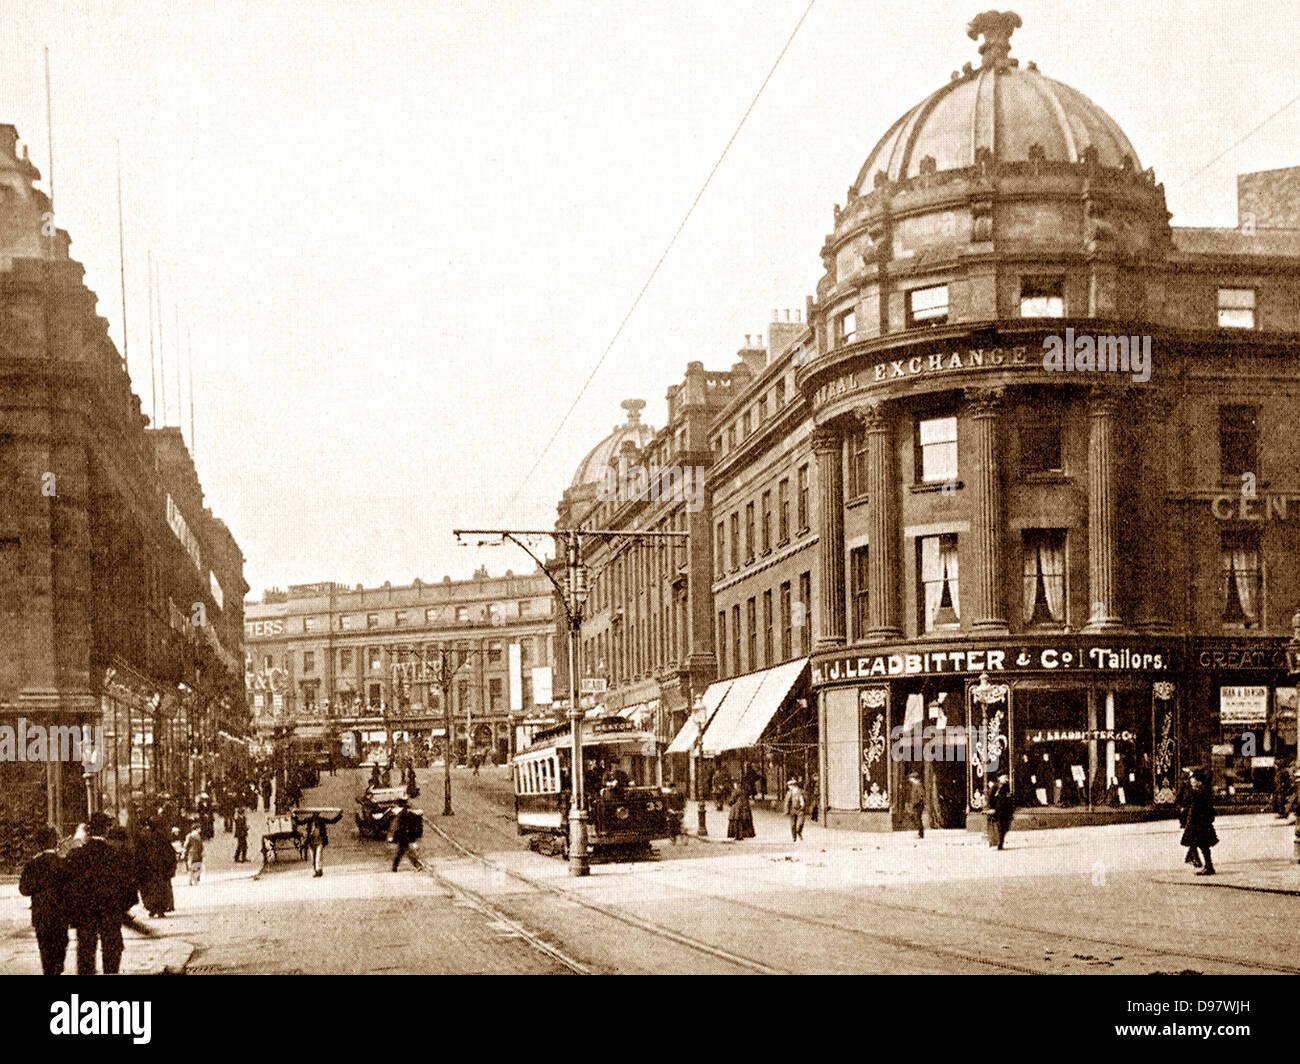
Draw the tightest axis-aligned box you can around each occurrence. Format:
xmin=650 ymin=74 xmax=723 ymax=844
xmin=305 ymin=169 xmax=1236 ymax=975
xmin=1218 ymin=405 xmax=1257 ymax=478
xmin=918 ymin=534 xmax=960 ymax=632
xmin=850 ymin=546 xmax=870 ymax=640
xmin=916 ymin=416 xmax=958 ymax=484
xmin=907 ymin=284 xmax=949 ymax=327
xmin=1217 ymin=287 xmax=1255 ymax=329
xmin=1021 ymin=530 xmax=1066 ymax=625
xmin=1020 ymin=419 xmax=1062 ymax=474
xmin=1019 ymin=277 xmax=1064 ymax=317
xmin=1221 ymin=533 xmax=1262 ymax=626
xmin=1214 ymin=685 xmax=1271 ymax=799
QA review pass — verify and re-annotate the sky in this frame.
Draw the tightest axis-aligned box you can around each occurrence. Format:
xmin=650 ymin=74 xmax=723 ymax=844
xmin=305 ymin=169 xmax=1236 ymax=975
xmin=2 ymin=0 xmax=1297 ymax=599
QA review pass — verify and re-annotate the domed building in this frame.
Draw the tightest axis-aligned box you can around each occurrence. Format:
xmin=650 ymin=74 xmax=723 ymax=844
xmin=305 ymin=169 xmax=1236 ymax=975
xmin=710 ymin=11 xmax=1300 ymax=830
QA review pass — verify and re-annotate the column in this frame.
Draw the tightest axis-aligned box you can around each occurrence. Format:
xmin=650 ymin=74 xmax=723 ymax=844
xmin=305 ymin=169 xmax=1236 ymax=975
xmin=964 ymin=386 xmax=1007 ymax=632
xmin=811 ymin=425 xmax=846 ymax=648
xmin=1138 ymin=392 xmax=1174 ymax=631
xmin=857 ymin=402 xmax=901 ymax=641
xmin=1086 ymin=393 xmax=1123 ymax=630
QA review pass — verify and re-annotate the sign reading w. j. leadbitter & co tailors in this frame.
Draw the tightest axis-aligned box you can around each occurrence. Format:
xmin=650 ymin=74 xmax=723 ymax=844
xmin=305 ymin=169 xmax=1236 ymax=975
xmin=814 ymin=345 xmax=1034 ymax=406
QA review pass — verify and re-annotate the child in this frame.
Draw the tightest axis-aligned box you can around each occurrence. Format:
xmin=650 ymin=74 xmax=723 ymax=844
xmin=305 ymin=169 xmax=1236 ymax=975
xmin=183 ymin=823 xmax=205 ymax=885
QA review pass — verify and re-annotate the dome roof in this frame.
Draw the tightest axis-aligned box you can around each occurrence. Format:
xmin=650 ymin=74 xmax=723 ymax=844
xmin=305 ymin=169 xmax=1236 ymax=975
xmin=854 ymin=11 xmax=1140 ymax=192
xmin=570 ymin=399 xmax=656 ymax=489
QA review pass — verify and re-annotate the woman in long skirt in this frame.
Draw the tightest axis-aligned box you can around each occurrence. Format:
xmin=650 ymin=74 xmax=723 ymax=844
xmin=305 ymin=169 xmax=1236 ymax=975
xmin=727 ymin=782 xmax=755 ymax=840
xmin=135 ymin=819 xmax=177 ymax=917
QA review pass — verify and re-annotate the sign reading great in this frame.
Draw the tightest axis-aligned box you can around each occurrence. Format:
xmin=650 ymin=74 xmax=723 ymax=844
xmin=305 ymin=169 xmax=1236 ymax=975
xmin=812 ymin=641 xmax=1176 ymax=684
xmin=814 ymin=345 xmax=1035 ymax=406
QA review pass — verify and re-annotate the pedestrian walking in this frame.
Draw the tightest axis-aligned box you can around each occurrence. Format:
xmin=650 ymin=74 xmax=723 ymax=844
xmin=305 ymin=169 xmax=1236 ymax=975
xmin=233 ymin=807 xmax=250 ymax=863
xmin=713 ymin=769 xmax=731 ymax=812
xmin=1175 ymin=766 xmax=1201 ymax=867
xmin=64 ymin=812 xmax=139 ymax=975
xmin=1181 ymin=771 xmax=1218 ymax=875
xmin=298 ymin=810 xmax=343 ymax=878
xmin=134 ymin=818 xmax=177 ymax=917
xmin=808 ymin=773 xmax=820 ymax=822
xmin=906 ymin=769 xmax=926 ymax=838
xmin=18 ymin=827 xmax=69 ymax=976
xmin=328 ymin=751 xmax=336 ymax=777
xmin=726 ymin=781 xmax=755 ymax=841
xmin=784 ymin=778 xmax=807 ymax=841
xmin=390 ymin=800 xmax=424 ymax=871
xmin=1274 ymin=761 xmax=1293 ymax=818
xmin=183 ymin=823 xmax=205 ymax=885
xmin=987 ymin=774 xmax=1015 ymax=850
xmin=260 ymin=777 xmax=273 ymax=813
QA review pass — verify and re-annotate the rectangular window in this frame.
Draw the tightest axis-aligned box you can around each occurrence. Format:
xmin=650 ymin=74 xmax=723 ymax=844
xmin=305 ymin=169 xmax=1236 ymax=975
xmin=919 ymin=534 xmax=961 ymax=632
xmin=302 ymin=651 xmax=315 ymax=672
xmin=798 ymin=572 xmax=811 ymax=655
xmin=729 ymin=513 xmax=740 ymax=572
xmin=366 ymin=613 xmax=379 ymax=629
xmin=778 ymin=478 xmax=790 ymax=542
xmin=850 ymin=546 xmax=870 ymax=640
xmin=340 ymin=615 xmax=353 ymax=630
xmin=368 ymin=683 xmax=382 ymax=709
xmin=746 ymin=598 xmax=757 ymax=672
xmin=368 ymin=646 xmax=383 ymax=672
xmin=716 ymin=521 xmax=726 ymax=578
xmin=907 ymin=284 xmax=949 ymax=327
xmin=835 ymin=307 xmax=857 ymax=346
xmin=717 ymin=611 xmax=727 ymax=676
xmin=1221 ymin=533 xmax=1263 ymax=626
xmin=339 ymin=648 xmax=353 ymax=672
xmin=394 ymin=610 xmax=407 ymax=626
xmin=1020 ymin=419 xmax=1063 ymax=474
xmin=1019 ymin=277 xmax=1065 ymax=317
xmin=518 ymin=600 xmax=530 ymax=614
xmin=763 ymin=590 xmax=773 ymax=667
xmin=426 ymin=607 xmax=439 ymax=624
xmin=489 ymin=678 xmax=503 ymax=710
xmin=457 ymin=679 xmax=470 ymax=714
xmin=917 ymin=416 xmax=958 ymax=483
xmin=1219 ymin=405 xmax=1258 ymax=478
xmin=304 ymin=616 xmax=316 ymax=632
xmin=488 ymin=641 xmax=502 ymax=663
xmin=745 ymin=502 xmax=755 ymax=563
xmin=780 ymin=581 xmax=793 ymax=661
xmin=1022 ymin=530 xmax=1066 ymax=625
xmin=456 ymin=606 xmax=469 ymax=623
xmin=775 ymin=379 xmax=785 ymax=410
xmin=1218 ymin=287 xmax=1256 ymax=329
xmin=758 ymin=396 xmax=768 ymax=424
xmin=761 ymin=491 xmax=772 ymax=553
xmin=743 ymin=410 xmax=752 ymax=438
xmin=732 ymin=605 xmax=741 ymax=677
xmin=797 ymin=465 xmax=810 ymax=531
xmin=849 ymin=428 xmax=870 ymax=497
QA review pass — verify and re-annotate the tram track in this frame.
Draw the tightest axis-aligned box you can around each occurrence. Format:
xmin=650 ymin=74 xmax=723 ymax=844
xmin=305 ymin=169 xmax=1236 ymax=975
xmin=421 ymin=782 xmax=1299 ymax=975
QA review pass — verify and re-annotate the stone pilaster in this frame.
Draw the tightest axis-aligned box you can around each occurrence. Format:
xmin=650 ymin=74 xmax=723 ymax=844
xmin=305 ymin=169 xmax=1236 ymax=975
xmin=964 ymin=386 xmax=1007 ymax=632
xmin=811 ymin=425 xmax=846 ymax=648
xmin=1138 ymin=392 xmax=1175 ymax=631
xmin=857 ymin=402 xmax=901 ymax=641
xmin=1086 ymin=393 xmax=1123 ymax=630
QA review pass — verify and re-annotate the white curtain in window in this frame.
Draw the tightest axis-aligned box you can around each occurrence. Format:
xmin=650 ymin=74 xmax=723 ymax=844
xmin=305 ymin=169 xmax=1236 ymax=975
xmin=921 ymin=537 xmax=942 ymax=628
xmin=1233 ymin=548 xmax=1259 ymax=621
xmin=942 ymin=537 xmax=960 ymax=619
xmin=1041 ymin=537 xmax=1064 ymax=619
xmin=1022 ymin=546 xmax=1039 ymax=623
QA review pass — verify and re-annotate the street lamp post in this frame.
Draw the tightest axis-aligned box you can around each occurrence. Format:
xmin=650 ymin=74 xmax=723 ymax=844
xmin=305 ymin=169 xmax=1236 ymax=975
xmin=693 ymin=697 xmax=708 ymax=837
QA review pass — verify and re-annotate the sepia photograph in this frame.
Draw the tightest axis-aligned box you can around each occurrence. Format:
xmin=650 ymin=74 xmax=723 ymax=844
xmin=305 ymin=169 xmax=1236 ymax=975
xmin=0 ymin=0 xmax=1297 ymax=1039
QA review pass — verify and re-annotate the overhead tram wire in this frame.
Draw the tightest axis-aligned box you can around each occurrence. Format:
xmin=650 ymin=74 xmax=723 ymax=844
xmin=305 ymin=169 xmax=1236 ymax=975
xmin=501 ymin=0 xmax=819 ymax=519
xmin=1173 ymin=86 xmax=1300 ymax=189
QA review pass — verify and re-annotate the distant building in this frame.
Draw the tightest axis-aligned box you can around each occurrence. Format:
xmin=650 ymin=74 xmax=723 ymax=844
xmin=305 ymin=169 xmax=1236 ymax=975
xmin=243 ymin=569 xmax=556 ymax=766
xmin=0 ymin=125 xmax=247 ymax=859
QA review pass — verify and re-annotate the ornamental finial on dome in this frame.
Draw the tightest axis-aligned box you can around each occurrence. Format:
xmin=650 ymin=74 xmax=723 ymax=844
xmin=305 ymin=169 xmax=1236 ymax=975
xmin=967 ymin=10 xmax=1021 ymax=68
xmin=620 ymin=398 xmax=646 ymax=424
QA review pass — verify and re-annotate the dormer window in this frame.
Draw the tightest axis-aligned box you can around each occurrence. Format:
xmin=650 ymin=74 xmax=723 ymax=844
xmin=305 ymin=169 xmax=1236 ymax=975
xmin=1218 ymin=287 xmax=1255 ymax=329
xmin=1020 ymin=277 xmax=1064 ymax=317
xmin=907 ymin=285 xmax=949 ymax=327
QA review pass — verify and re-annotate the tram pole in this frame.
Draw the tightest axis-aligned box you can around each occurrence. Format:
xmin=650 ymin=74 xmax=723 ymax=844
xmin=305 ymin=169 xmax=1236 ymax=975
xmin=565 ymin=533 xmax=590 ymax=876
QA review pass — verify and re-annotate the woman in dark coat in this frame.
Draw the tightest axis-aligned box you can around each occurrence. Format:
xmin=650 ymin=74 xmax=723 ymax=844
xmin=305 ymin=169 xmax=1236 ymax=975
xmin=987 ymin=775 xmax=1015 ymax=850
xmin=726 ymin=781 xmax=755 ymax=840
xmin=1180 ymin=773 xmax=1218 ymax=875
xmin=134 ymin=819 xmax=176 ymax=918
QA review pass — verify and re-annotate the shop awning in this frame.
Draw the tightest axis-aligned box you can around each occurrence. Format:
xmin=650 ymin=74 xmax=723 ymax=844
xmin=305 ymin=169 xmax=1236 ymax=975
xmin=618 ymin=699 xmax=660 ymax=727
xmin=700 ymin=659 xmax=808 ymax=757
xmin=665 ymin=679 xmax=735 ymax=755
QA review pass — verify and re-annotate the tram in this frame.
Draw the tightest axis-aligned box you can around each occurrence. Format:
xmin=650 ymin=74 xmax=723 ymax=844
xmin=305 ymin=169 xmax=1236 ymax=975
xmin=512 ymin=718 xmax=679 ymax=856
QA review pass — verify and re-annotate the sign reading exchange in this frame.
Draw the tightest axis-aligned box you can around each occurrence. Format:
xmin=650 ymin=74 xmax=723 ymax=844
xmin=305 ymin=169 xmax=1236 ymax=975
xmin=814 ymin=345 xmax=1033 ymax=405
xmin=812 ymin=642 xmax=1174 ymax=685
